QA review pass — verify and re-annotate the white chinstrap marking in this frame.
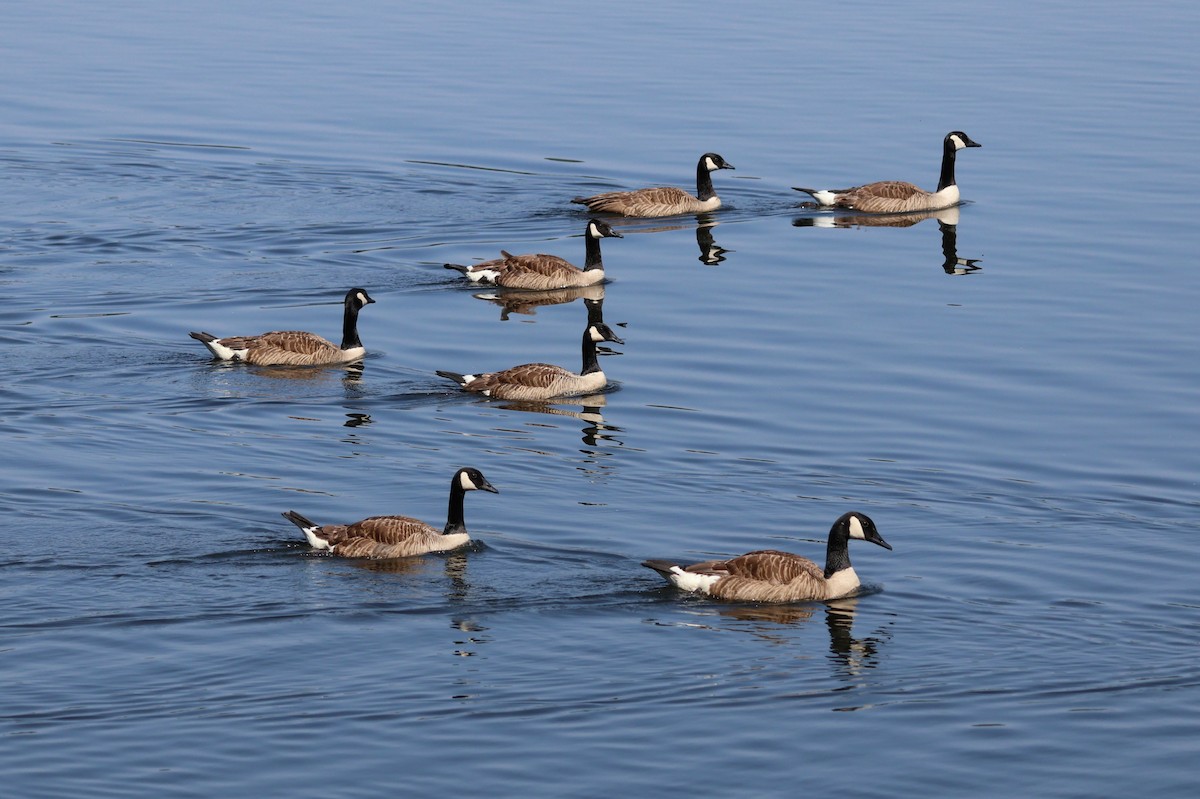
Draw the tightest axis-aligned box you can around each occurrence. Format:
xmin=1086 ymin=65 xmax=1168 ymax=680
xmin=849 ymin=515 xmax=865 ymax=540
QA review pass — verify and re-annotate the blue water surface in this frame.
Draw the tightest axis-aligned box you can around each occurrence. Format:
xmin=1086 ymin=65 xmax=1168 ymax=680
xmin=2 ymin=1 xmax=1199 ymax=796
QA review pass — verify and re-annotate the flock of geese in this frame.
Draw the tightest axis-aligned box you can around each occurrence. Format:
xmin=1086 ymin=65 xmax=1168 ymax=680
xmin=189 ymin=130 xmax=981 ymax=603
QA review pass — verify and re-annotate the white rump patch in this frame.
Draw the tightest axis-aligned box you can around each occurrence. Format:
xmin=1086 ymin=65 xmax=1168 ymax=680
xmin=303 ymin=528 xmax=333 ymax=550
xmin=204 ymin=339 xmax=244 ymax=361
xmin=810 ymin=190 xmax=838 ymax=206
xmin=849 ymin=515 xmax=865 ymax=540
xmin=469 ymin=268 xmax=500 ymax=284
xmin=669 ymin=566 xmax=721 ymax=595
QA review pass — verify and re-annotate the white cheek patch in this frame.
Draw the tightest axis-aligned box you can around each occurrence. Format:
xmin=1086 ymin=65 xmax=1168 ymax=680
xmin=356 ymin=292 xmax=369 ymax=305
xmin=459 ymin=471 xmax=474 ymax=491
xmin=849 ymin=515 xmax=866 ymax=540
xmin=589 ymin=326 xmax=605 ymax=342
xmin=950 ymin=134 xmax=966 ymax=150
xmin=704 ymin=156 xmax=719 ymax=171
xmin=588 ymin=222 xmax=601 ymax=238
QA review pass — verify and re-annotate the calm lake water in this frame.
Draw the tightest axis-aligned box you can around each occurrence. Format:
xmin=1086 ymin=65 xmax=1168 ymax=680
xmin=3 ymin=1 xmax=1199 ymax=796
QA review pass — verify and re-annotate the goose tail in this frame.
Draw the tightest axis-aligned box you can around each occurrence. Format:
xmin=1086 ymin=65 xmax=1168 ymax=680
xmin=642 ymin=559 xmax=681 ymax=580
xmin=436 ymin=370 xmax=469 ymax=387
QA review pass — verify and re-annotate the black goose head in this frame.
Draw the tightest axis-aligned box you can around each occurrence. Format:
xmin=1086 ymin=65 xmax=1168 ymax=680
xmin=945 ymin=131 xmax=981 ymax=151
xmin=836 ymin=511 xmax=892 ymax=551
xmin=700 ymin=152 xmax=735 ymax=172
xmin=586 ymin=219 xmax=623 ymax=240
xmin=456 ymin=467 xmax=499 ymax=494
xmin=345 ymin=288 xmax=376 ymax=310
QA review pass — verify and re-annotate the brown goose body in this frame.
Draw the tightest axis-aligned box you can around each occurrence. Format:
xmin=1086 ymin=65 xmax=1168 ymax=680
xmin=438 ymin=322 xmax=624 ymax=402
xmin=282 ymin=467 xmax=498 ymax=559
xmin=643 ymin=511 xmax=892 ymax=603
xmin=190 ymin=288 xmax=374 ymax=366
xmin=573 ymin=153 xmax=734 ymax=218
xmin=794 ymin=131 xmax=981 ymax=214
xmin=445 ymin=220 xmax=622 ymax=290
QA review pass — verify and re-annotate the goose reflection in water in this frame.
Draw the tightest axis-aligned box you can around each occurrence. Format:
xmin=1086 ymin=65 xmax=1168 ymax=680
xmin=793 ymin=205 xmax=981 ymax=275
xmin=495 ymin=393 xmax=623 ymax=453
xmin=473 ymin=283 xmax=606 ymax=321
xmin=822 ymin=596 xmax=888 ymax=680
xmin=651 ymin=594 xmax=887 ymax=679
xmin=695 ymin=222 xmax=730 ymax=265
xmin=574 ymin=214 xmax=731 ymax=267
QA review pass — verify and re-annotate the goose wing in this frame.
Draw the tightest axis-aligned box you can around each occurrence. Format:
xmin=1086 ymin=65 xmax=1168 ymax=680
xmin=330 ymin=515 xmax=446 ymax=558
xmin=464 ymin=362 xmax=574 ymax=393
xmin=229 ymin=330 xmax=341 ymax=364
xmin=494 ymin=253 xmax=586 ymax=289
xmin=718 ymin=550 xmax=825 ymax=583
xmin=576 ymin=186 xmax=696 ymax=216
xmin=837 ymin=180 xmax=931 ymax=212
xmin=704 ymin=550 xmax=830 ymax=602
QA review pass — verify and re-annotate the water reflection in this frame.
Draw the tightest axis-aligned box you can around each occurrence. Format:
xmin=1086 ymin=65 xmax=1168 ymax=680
xmin=579 ymin=216 xmax=731 ymax=266
xmin=350 ymin=549 xmax=474 ymax=598
xmin=793 ymin=206 xmax=981 ymax=275
xmin=663 ymin=594 xmax=888 ymax=682
xmin=696 ymin=223 xmax=729 ymax=265
xmin=823 ymin=597 xmax=888 ymax=680
xmin=494 ymin=393 xmax=624 ymax=455
xmin=473 ymin=283 xmax=606 ymax=321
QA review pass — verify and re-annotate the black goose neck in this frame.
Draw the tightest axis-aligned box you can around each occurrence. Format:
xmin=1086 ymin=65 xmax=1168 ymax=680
xmin=937 ymin=139 xmax=959 ymax=192
xmin=340 ymin=300 xmax=363 ymax=350
xmin=823 ymin=524 xmax=853 ymax=579
xmin=580 ymin=328 xmax=603 ymax=376
xmin=582 ymin=230 xmax=605 ymax=271
xmin=444 ymin=477 xmax=468 ymax=535
xmin=696 ymin=158 xmax=717 ymax=201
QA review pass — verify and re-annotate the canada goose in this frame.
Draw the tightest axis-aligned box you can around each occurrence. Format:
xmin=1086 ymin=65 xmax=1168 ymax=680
xmin=444 ymin=219 xmax=622 ymax=290
xmin=189 ymin=288 xmax=375 ymax=366
xmin=281 ymin=467 xmax=498 ymax=559
xmin=437 ymin=322 xmax=624 ymax=401
xmin=643 ymin=511 xmax=891 ymax=602
xmin=794 ymin=131 xmax=981 ymax=214
xmin=572 ymin=153 xmax=735 ymax=217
